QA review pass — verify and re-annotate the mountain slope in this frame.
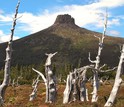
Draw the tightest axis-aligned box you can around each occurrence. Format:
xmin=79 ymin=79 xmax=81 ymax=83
xmin=0 ymin=14 xmax=124 ymax=68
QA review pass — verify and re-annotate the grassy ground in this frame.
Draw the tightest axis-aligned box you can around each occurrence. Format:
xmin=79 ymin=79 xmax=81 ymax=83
xmin=3 ymin=82 xmax=124 ymax=107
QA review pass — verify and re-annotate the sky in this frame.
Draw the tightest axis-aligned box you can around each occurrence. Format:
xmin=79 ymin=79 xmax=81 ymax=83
xmin=0 ymin=0 xmax=124 ymax=43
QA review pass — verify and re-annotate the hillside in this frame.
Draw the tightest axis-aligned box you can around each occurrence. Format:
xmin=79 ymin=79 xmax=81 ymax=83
xmin=0 ymin=14 xmax=124 ymax=69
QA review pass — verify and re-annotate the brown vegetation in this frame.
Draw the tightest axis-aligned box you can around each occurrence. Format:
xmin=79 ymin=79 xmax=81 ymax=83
xmin=3 ymin=82 xmax=124 ymax=107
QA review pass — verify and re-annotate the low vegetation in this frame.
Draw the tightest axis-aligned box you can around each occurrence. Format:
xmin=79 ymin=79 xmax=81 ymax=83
xmin=3 ymin=83 xmax=124 ymax=107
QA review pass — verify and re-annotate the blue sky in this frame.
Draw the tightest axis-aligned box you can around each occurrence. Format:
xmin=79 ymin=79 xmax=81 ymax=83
xmin=0 ymin=0 xmax=124 ymax=42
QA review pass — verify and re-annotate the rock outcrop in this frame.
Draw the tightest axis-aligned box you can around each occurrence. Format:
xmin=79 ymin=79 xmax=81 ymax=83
xmin=54 ymin=14 xmax=75 ymax=25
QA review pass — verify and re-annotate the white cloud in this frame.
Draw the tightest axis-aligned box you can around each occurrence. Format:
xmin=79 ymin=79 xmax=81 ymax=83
xmin=0 ymin=30 xmax=19 ymax=43
xmin=108 ymin=18 xmax=120 ymax=26
xmin=0 ymin=14 xmax=12 ymax=22
xmin=107 ymin=30 xmax=120 ymax=37
xmin=98 ymin=0 xmax=124 ymax=8
xmin=17 ymin=12 xmax=57 ymax=33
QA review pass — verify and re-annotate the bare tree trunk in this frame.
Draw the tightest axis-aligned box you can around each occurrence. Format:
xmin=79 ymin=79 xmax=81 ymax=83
xmin=32 ymin=68 xmax=47 ymax=101
xmin=32 ymin=52 xmax=57 ymax=103
xmin=72 ymin=69 xmax=80 ymax=101
xmin=45 ymin=67 xmax=49 ymax=103
xmin=88 ymin=11 xmax=108 ymax=102
xmin=63 ymin=66 xmax=91 ymax=103
xmin=86 ymin=89 xmax=89 ymax=101
xmin=45 ymin=66 xmax=57 ymax=103
xmin=79 ymin=69 xmax=88 ymax=101
xmin=79 ymin=79 xmax=86 ymax=101
xmin=0 ymin=1 xmax=20 ymax=105
xmin=45 ymin=52 xmax=57 ymax=103
xmin=104 ymin=44 xmax=124 ymax=107
xmin=29 ymin=75 xmax=40 ymax=101
xmin=63 ymin=72 xmax=73 ymax=104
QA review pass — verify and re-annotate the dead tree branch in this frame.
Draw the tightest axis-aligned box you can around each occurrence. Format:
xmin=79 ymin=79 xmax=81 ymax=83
xmin=29 ymin=75 xmax=40 ymax=101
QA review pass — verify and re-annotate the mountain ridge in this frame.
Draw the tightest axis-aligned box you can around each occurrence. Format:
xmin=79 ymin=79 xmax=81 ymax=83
xmin=0 ymin=14 xmax=124 ymax=69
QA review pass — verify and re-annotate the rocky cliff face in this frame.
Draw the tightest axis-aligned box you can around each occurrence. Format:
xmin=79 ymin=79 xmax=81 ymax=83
xmin=54 ymin=14 xmax=75 ymax=25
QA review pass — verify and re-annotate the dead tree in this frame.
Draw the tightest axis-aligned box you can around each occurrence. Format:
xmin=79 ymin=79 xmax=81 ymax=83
xmin=29 ymin=75 xmax=40 ymax=101
xmin=78 ymin=68 xmax=89 ymax=101
xmin=32 ymin=52 xmax=57 ymax=103
xmin=63 ymin=63 xmax=116 ymax=104
xmin=57 ymin=74 xmax=62 ymax=83
xmin=99 ymin=76 xmax=109 ymax=85
xmin=45 ymin=52 xmax=57 ymax=103
xmin=63 ymin=65 xmax=92 ymax=104
xmin=63 ymin=64 xmax=115 ymax=104
xmin=63 ymin=72 xmax=73 ymax=104
xmin=104 ymin=44 xmax=124 ymax=107
xmin=88 ymin=12 xmax=108 ymax=102
xmin=72 ymin=69 xmax=80 ymax=102
xmin=0 ymin=1 xmax=20 ymax=105
xmin=12 ymin=79 xmax=16 ymax=87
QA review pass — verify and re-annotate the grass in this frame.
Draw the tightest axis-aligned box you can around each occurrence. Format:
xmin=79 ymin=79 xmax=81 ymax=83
xmin=2 ymin=82 xmax=124 ymax=107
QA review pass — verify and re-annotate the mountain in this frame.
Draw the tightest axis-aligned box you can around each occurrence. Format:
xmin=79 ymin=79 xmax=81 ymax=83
xmin=0 ymin=14 xmax=124 ymax=69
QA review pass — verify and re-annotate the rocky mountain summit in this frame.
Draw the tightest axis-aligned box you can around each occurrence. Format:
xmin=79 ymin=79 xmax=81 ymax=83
xmin=54 ymin=14 xmax=75 ymax=25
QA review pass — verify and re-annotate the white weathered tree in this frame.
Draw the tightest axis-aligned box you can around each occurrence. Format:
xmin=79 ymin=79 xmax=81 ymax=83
xmin=88 ymin=11 xmax=108 ymax=102
xmin=72 ymin=69 xmax=80 ymax=102
xmin=32 ymin=52 xmax=57 ymax=103
xmin=0 ymin=1 xmax=20 ymax=105
xmin=63 ymin=65 xmax=93 ymax=104
xmin=63 ymin=72 xmax=73 ymax=104
xmin=104 ymin=44 xmax=124 ymax=107
xmin=99 ymin=76 xmax=109 ymax=85
xmin=78 ymin=68 xmax=89 ymax=102
xmin=29 ymin=75 xmax=40 ymax=101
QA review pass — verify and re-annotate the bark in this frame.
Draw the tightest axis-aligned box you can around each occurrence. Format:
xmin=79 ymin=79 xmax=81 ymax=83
xmin=72 ymin=69 xmax=80 ymax=101
xmin=45 ymin=52 xmax=57 ymax=103
xmin=29 ymin=75 xmax=40 ymax=101
xmin=79 ymin=69 xmax=88 ymax=101
xmin=32 ymin=68 xmax=46 ymax=83
xmin=104 ymin=44 xmax=124 ymax=107
xmin=45 ymin=67 xmax=49 ymax=103
xmin=63 ymin=72 xmax=73 ymax=104
xmin=99 ymin=76 xmax=109 ymax=85
xmin=86 ymin=89 xmax=89 ymax=101
xmin=32 ymin=52 xmax=57 ymax=103
xmin=32 ymin=68 xmax=48 ymax=101
xmin=63 ymin=66 xmax=91 ymax=103
xmin=45 ymin=66 xmax=57 ymax=103
xmin=45 ymin=52 xmax=57 ymax=66
xmin=0 ymin=1 xmax=20 ymax=105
